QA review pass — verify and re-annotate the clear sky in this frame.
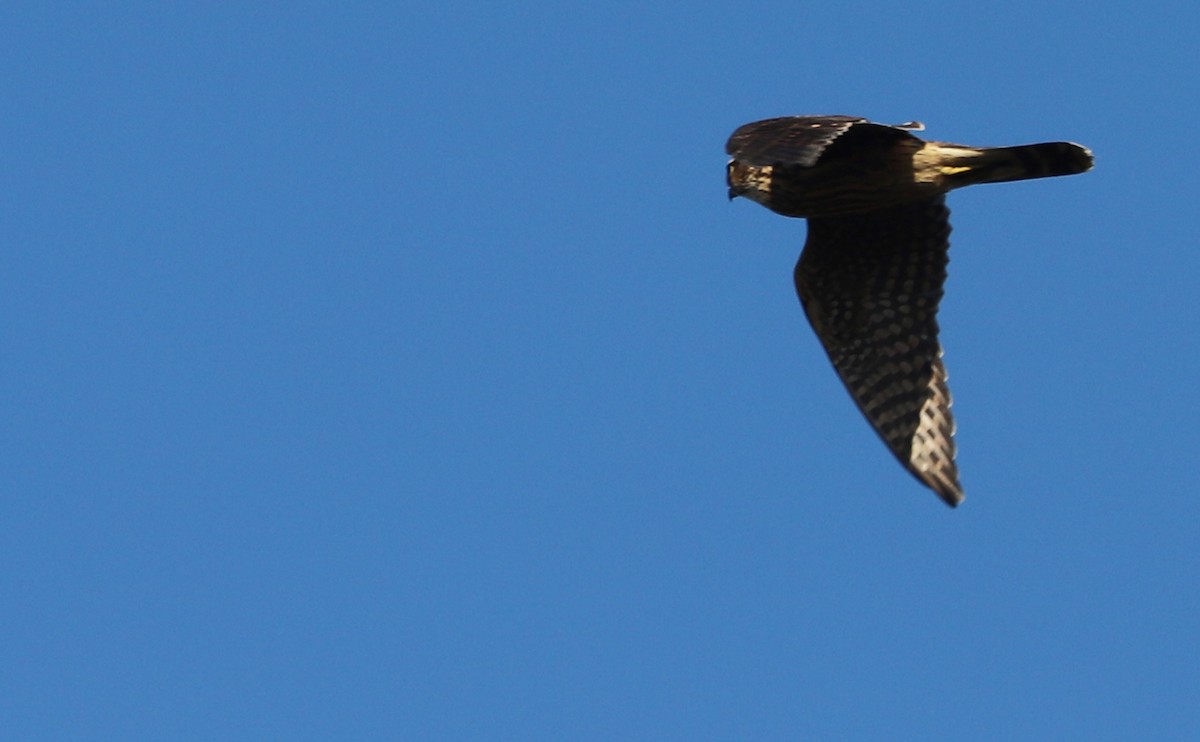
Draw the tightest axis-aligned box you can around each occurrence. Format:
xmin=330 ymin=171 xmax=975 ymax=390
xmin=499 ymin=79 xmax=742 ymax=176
xmin=3 ymin=2 xmax=1198 ymax=739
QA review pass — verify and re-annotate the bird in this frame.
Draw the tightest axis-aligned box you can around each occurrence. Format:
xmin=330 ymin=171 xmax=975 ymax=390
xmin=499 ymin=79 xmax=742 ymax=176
xmin=725 ymin=115 xmax=1092 ymax=507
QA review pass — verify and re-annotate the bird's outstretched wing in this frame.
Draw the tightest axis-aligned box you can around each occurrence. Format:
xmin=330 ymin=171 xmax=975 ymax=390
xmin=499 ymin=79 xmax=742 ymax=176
xmin=794 ymin=197 xmax=963 ymax=506
xmin=725 ymin=116 xmax=921 ymax=168
xmin=725 ymin=116 xmax=867 ymax=166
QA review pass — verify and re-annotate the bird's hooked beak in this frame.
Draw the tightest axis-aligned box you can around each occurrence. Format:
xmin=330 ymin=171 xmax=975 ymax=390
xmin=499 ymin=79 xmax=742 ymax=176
xmin=726 ymin=160 xmax=741 ymax=201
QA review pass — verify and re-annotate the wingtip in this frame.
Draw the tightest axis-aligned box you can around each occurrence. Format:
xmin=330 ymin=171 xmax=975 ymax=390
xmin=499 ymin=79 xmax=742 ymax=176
xmin=938 ymin=488 xmax=965 ymax=508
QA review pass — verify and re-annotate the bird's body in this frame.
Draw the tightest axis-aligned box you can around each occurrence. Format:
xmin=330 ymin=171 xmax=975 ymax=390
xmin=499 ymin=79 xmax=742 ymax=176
xmin=726 ymin=115 xmax=1092 ymax=507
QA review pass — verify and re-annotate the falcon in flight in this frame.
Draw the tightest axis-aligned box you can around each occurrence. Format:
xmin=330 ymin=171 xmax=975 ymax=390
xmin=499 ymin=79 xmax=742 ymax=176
xmin=725 ymin=115 xmax=1092 ymax=506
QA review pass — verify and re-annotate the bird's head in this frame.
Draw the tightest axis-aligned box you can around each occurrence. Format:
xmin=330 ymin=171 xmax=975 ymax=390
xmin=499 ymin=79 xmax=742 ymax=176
xmin=726 ymin=160 xmax=772 ymax=204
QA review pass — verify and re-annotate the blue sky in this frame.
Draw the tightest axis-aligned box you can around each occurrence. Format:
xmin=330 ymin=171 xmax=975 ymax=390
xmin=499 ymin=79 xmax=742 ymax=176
xmin=3 ymin=2 xmax=1198 ymax=739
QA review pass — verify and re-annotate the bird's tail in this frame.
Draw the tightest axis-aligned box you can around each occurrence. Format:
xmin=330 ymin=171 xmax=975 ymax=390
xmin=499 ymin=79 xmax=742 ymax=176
xmin=928 ymin=141 xmax=1094 ymax=188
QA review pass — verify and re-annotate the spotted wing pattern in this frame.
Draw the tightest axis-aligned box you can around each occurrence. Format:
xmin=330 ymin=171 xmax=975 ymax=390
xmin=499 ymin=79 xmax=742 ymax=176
xmin=794 ymin=197 xmax=963 ymax=506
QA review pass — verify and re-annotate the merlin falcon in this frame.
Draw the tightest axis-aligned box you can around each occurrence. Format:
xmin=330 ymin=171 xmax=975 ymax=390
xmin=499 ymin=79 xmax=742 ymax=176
xmin=725 ymin=115 xmax=1092 ymax=506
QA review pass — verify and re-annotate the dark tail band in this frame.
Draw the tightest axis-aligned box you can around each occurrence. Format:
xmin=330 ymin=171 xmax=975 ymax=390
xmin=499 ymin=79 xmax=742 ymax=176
xmin=969 ymin=142 xmax=1094 ymax=185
